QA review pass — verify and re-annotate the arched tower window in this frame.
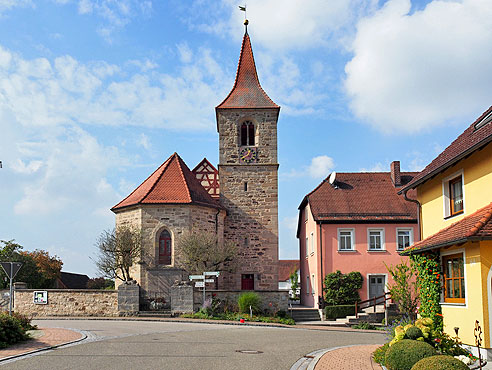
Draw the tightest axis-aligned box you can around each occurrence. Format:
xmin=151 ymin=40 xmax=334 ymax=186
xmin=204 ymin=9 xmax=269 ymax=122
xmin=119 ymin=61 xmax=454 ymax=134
xmin=158 ymin=229 xmax=172 ymax=265
xmin=240 ymin=121 xmax=255 ymax=146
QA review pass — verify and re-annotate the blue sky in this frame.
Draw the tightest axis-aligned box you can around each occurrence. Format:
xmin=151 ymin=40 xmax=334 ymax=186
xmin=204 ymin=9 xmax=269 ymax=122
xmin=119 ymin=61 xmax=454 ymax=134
xmin=0 ymin=0 xmax=491 ymax=277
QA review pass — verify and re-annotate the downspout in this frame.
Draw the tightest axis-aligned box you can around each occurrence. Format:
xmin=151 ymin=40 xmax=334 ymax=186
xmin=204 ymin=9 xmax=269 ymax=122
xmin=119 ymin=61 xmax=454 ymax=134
xmin=403 ymin=190 xmax=422 ymax=241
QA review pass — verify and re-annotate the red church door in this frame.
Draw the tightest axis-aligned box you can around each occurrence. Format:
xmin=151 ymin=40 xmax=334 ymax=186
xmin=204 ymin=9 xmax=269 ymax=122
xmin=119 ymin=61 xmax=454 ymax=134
xmin=158 ymin=230 xmax=172 ymax=265
xmin=241 ymin=274 xmax=254 ymax=290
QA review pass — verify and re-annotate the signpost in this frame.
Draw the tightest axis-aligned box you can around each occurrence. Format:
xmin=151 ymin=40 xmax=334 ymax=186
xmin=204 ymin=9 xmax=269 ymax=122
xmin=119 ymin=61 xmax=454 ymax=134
xmin=189 ymin=271 xmax=220 ymax=305
xmin=0 ymin=262 xmax=23 ymax=315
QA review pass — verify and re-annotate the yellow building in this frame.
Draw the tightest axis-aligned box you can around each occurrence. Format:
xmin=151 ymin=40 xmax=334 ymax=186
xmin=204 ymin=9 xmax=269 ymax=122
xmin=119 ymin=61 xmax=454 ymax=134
xmin=400 ymin=105 xmax=492 ymax=356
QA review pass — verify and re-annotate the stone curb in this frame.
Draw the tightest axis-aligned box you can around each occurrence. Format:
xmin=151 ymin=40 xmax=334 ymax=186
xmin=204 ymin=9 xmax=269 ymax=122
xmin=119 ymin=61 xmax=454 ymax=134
xmin=0 ymin=329 xmax=87 ymax=363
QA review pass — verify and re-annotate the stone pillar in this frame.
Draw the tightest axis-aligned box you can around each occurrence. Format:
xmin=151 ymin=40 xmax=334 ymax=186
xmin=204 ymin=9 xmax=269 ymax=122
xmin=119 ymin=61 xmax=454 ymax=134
xmin=171 ymin=281 xmax=194 ymax=315
xmin=118 ymin=281 xmax=140 ymax=316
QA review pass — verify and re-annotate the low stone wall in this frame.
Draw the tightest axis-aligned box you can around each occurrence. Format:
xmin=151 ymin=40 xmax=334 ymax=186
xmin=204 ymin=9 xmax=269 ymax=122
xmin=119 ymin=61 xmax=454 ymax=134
xmin=14 ymin=289 xmax=118 ymax=317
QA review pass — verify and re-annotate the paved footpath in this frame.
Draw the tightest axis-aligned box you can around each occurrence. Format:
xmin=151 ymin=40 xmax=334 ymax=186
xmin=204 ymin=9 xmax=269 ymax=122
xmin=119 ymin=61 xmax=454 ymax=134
xmin=0 ymin=328 xmax=83 ymax=360
xmin=314 ymin=344 xmax=381 ymax=370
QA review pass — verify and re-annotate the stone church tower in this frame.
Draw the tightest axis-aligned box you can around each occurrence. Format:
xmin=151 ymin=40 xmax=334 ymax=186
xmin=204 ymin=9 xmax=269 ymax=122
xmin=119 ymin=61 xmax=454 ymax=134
xmin=216 ymin=29 xmax=280 ymax=290
xmin=112 ymin=27 xmax=280 ymax=297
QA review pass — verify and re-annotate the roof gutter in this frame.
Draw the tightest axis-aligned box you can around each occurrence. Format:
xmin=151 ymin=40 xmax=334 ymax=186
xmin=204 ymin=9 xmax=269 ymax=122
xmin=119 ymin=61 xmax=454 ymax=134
xmin=399 ymin=134 xmax=492 ymax=194
xmin=400 ymin=236 xmax=492 ymax=256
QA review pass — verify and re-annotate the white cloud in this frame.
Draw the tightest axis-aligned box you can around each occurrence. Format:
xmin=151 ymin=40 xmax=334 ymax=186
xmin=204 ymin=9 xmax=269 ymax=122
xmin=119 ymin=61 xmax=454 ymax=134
xmin=359 ymin=162 xmax=388 ymax=172
xmin=0 ymin=45 xmax=229 ymax=131
xmin=189 ymin=0 xmax=378 ymax=52
xmin=308 ymin=155 xmax=335 ymax=178
xmin=0 ymin=0 xmax=33 ymax=14
xmin=71 ymin=0 xmax=152 ymax=42
xmin=345 ymin=0 xmax=492 ymax=133
xmin=12 ymin=126 xmax=122 ymax=215
xmin=137 ymin=133 xmax=150 ymax=150
xmin=282 ymin=155 xmax=335 ymax=180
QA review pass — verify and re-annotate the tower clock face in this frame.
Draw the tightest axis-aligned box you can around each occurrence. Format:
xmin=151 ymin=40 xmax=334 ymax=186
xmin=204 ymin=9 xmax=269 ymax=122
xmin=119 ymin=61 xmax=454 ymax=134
xmin=239 ymin=147 xmax=258 ymax=164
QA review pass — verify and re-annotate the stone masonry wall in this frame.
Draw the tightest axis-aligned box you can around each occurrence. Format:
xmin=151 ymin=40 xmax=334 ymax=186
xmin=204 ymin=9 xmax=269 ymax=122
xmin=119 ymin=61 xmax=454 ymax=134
xmin=218 ymin=108 xmax=278 ymax=164
xmin=122 ymin=204 xmax=225 ymax=300
xmin=217 ymin=108 xmax=279 ymax=291
xmin=14 ymin=290 xmax=118 ymax=317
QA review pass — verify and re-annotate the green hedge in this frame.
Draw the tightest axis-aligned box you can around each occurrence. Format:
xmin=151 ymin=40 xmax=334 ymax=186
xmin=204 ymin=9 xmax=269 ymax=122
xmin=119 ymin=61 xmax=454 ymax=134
xmin=411 ymin=355 xmax=468 ymax=370
xmin=385 ymin=339 xmax=436 ymax=370
xmin=324 ymin=304 xmax=356 ymax=320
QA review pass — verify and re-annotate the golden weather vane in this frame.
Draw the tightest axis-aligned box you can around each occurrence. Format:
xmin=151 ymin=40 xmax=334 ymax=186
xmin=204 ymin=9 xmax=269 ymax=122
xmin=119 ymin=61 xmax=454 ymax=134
xmin=238 ymin=4 xmax=249 ymax=27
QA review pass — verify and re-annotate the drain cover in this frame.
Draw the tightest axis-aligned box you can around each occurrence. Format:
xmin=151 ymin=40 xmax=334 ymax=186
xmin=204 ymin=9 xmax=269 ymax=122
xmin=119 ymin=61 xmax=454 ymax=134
xmin=236 ymin=350 xmax=263 ymax=354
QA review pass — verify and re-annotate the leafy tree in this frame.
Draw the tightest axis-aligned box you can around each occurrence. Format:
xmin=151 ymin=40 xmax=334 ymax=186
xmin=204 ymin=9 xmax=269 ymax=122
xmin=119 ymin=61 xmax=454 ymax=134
xmin=323 ymin=270 xmax=363 ymax=305
xmin=385 ymin=260 xmax=419 ymax=320
xmin=87 ymin=277 xmax=115 ymax=290
xmin=94 ymin=227 xmax=142 ymax=282
xmin=22 ymin=249 xmax=62 ymax=287
xmin=0 ymin=240 xmax=62 ymax=289
xmin=175 ymin=231 xmax=237 ymax=274
xmin=289 ymin=269 xmax=299 ymax=299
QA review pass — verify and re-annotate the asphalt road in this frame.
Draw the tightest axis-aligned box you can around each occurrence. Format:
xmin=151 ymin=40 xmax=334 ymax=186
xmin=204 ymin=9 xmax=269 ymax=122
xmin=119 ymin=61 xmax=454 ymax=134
xmin=2 ymin=320 xmax=386 ymax=370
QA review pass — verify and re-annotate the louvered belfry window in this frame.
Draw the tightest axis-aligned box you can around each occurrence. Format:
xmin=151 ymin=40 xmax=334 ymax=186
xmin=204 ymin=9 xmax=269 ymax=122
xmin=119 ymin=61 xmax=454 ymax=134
xmin=240 ymin=121 xmax=255 ymax=146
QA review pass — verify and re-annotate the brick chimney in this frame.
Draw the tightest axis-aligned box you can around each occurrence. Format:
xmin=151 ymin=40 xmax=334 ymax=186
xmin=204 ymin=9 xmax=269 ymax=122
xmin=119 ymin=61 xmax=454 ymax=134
xmin=391 ymin=161 xmax=401 ymax=187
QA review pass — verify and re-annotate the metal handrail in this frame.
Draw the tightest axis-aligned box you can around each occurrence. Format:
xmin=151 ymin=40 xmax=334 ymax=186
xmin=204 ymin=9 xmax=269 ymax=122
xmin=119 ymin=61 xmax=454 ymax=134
xmin=355 ymin=292 xmax=391 ymax=319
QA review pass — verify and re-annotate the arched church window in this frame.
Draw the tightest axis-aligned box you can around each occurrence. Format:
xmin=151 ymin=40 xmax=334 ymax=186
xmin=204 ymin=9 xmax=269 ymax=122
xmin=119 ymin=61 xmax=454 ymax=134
xmin=158 ymin=229 xmax=172 ymax=265
xmin=240 ymin=121 xmax=255 ymax=146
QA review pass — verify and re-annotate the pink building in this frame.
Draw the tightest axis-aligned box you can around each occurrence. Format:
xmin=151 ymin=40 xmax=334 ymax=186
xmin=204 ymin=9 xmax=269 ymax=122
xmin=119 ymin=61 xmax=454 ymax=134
xmin=297 ymin=162 xmax=419 ymax=308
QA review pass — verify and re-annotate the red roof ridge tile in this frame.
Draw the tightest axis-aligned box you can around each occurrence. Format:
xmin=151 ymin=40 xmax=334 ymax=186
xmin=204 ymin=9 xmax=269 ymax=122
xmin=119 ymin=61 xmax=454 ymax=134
xmin=174 ymin=153 xmax=192 ymax=203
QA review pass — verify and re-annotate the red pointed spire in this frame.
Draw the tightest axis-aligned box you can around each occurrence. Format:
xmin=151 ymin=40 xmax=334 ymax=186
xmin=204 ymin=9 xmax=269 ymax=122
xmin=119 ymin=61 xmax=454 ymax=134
xmin=216 ymin=32 xmax=279 ymax=109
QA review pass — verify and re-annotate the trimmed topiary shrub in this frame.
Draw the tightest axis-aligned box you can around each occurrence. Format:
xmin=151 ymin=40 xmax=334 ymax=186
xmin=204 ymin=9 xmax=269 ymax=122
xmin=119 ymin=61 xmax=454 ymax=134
xmin=405 ymin=325 xmax=423 ymax=340
xmin=237 ymin=292 xmax=261 ymax=314
xmin=324 ymin=305 xmax=356 ymax=320
xmin=385 ymin=339 xmax=436 ymax=370
xmin=411 ymin=355 xmax=469 ymax=370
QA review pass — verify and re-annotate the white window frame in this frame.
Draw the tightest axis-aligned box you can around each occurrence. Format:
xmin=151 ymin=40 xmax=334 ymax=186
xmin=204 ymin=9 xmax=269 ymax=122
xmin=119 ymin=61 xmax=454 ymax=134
xmin=396 ymin=228 xmax=414 ymax=251
xmin=337 ymin=228 xmax=355 ymax=251
xmin=367 ymin=228 xmax=385 ymax=251
xmin=305 ymin=237 xmax=309 ymax=258
xmin=442 ymin=170 xmax=465 ymax=219
xmin=310 ymin=232 xmax=314 ymax=254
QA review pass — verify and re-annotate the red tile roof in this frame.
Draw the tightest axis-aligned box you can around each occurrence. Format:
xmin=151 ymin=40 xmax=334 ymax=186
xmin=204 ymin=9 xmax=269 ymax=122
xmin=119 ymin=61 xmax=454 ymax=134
xmin=401 ymin=106 xmax=492 ymax=192
xmin=401 ymin=202 xmax=492 ymax=255
xmin=300 ymin=172 xmax=418 ymax=225
xmin=216 ymin=32 xmax=279 ymax=110
xmin=112 ymin=153 xmax=222 ymax=212
xmin=279 ymin=260 xmax=299 ymax=282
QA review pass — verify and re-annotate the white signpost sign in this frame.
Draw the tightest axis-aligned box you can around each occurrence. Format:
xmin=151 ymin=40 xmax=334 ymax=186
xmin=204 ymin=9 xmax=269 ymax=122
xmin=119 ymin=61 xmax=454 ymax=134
xmin=188 ymin=271 xmax=220 ymax=305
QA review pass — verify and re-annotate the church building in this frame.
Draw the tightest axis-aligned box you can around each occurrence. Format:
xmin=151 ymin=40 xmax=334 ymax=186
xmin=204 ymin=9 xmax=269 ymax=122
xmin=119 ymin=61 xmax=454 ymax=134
xmin=111 ymin=26 xmax=280 ymax=299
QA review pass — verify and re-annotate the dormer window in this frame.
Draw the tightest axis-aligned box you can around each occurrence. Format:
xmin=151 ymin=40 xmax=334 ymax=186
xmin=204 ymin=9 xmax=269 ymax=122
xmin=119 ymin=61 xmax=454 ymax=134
xmin=241 ymin=121 xmax=255 ymax=146
xmin=475 ymin=110 xmax=492 ymax=130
